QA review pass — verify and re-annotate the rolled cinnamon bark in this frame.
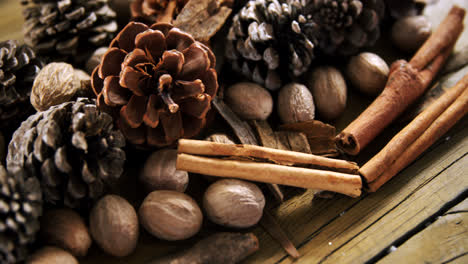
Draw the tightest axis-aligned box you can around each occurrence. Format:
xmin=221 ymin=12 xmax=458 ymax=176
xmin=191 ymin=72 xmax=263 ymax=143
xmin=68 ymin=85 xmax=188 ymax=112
xmin=176 ymin=153 xmax=362 ymax=197
xmin=367 ymin=77 xmax=468 ymax=191
xmin=361 ymin=73 xmax=468 ymax=183
xmin=336 ymin=6 xmax=465 ymax=155
xmin=178 ymin=139 xmax=359 ymax=174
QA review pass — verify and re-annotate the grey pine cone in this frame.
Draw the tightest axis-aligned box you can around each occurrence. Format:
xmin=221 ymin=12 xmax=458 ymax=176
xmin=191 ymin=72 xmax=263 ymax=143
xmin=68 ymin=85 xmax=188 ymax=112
xmin=6 ymin=98 xmax=126 ymax=209
xmin=0 ymin=40 xmax=43 ymax=129
xmin=22 ymin=0 xmax=118 ymax=63
xmin=0 ymin=166 xmax=42 ymax=264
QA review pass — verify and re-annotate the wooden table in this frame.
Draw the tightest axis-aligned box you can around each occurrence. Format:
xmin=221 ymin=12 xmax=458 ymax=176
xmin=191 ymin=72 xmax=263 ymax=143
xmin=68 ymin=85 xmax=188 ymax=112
xmin=1 ymin=0 xmax=467 ymax=263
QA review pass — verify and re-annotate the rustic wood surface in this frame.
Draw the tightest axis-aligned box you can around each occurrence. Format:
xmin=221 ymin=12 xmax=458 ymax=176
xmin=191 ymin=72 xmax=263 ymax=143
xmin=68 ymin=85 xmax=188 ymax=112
xmin=0 ymin=0 xmax=467 ymax=263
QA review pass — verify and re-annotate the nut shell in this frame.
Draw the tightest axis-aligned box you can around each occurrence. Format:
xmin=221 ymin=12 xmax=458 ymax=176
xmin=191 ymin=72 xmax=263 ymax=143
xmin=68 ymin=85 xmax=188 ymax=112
xmin=139 ymin=190 xmax=203 ymax=241
xmin=277 ymin=83 xmax=315 ymax=124
xmin=203 ymin=179 xmax=265 ymax=228
xmin=40 ymin=209 xmax=92 ymax=257
xmin=346 ymin=52 xmax=389 ymax=96
xmin=308 ymin=66 xmax=347 ymax=120
xmin=27 ymin=247 xmax=78 ymax=264
xmin=140 ymin=149 xmax=189 ymax=193
xmin=225 ymin=82 xmax=273 ymax=120
xmin=392 ymin=16 xmax=431 ymax=52
xmin=89 ymin=195 xmax=139 ymax=257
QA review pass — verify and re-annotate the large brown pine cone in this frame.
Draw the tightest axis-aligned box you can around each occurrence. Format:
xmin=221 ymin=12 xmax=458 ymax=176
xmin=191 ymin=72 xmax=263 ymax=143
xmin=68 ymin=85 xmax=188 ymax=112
xmin=22 ymin=0 xmax=118 ymax=63
xmin=91 ymin=22 xmax=218 ymax=148
xmin=0 ymin=40 xmax=42 ymax=130
xmin=0 ymin=166 xmax=42 ymax=264
xmin=130 ymin=0 xmax=189 ymax=24
xmin=6 ymin=98 xmax=126 ymax=209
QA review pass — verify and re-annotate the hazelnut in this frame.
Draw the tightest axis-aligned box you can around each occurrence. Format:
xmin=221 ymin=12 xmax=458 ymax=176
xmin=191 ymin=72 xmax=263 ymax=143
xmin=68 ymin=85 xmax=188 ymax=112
xmin=203 ymin=179 xmax=265 ymax=228
xmin=392 ymin=16 xmax=431 ymax=52
xmin=139 ymin=190 xmax=203 ymax=241
xmin=308 ymin=66 xmax=347 ymax=120
xmin=140 ymin=149 xmax=189 ymax=192
xmin=346 ymin=52 xmax=389 ymax=96
xmin=40 ymin=209 xmax=92 ymax=257
xmin=277 ymin=82 xmax=315 ymax=124
xmin=225 ymin=82 xmax=273 ymax=120
xmin=31 ymin=62 xmax=91 ymax=111
xmin=27 ymin=247 xmax=78 ymax=264
xmin=89 ymin=195 xmax=139 ymax=257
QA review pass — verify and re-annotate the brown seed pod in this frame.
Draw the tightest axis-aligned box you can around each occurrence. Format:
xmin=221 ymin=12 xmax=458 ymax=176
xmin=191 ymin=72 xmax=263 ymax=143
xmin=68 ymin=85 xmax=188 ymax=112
xmin=203 ymin=179 xmax=265 ymax=228
xmin=26 ymin=247 xmax=78 ymax=264
xmin=39 ymin=209 xmax=92 ymax=257
xmin=277 ymin=83 xmax=315 ymax=124
xmin=89 ymin=195 xmax=139 ymax=257
xmin=139 ymin=190 xmax=203 ymax=241
xmin=346 ymin=52 xmax=389 ymax=96
xmin=140 ymin=149 xmax=189 ymax=192
xmin=225 ymin=82 xmax=273 ymax=120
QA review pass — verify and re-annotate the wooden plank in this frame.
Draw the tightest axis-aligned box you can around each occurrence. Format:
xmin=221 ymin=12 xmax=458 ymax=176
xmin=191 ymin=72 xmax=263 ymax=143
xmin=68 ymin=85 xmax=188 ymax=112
xmin=377 ymin=198 xmax=468 ymax=264
xmin=0 ymin=0 xmax=24 ymax=42
xmin=277 ymin=118 xmax=468 ymax=264
xmin=241 ymin=115 xmax=468 ymax=263
xmin=446 ymin=197 xmax=468 ymax=214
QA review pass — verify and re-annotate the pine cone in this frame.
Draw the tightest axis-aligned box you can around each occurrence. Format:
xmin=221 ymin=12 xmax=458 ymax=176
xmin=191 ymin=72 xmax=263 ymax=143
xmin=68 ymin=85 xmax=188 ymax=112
xmin=310 ymin=0 xmax=385 ymax=56
xmin=0 ymin=166 xmax=42 ymax=264
xmin=130 ymin=0 xmax=188 ymax=24
xmin=22 ymin=0 xmax=118 ymax=63
xmin=91 ymin=22 xmax=218 ymax=148
xmin=6 ymin=98 xmax=126 ymax=209
xmin=225 ymin=0 xmax=320 ymax=90
xmin=0 ymin=40 xmax=43 ymax=130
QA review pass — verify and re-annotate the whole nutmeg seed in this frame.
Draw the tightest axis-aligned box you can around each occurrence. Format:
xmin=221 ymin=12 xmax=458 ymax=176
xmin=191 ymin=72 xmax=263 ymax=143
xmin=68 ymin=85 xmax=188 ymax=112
xmin=31 ymin=62 xmax=91 ymax=111
xmin=308 ymin=66 xmax=347 ymax=120
xmin=40 ymin=209 xmax=92 ymax=257
xmin=140 ymin=149 xmax=189 ymax=193
xmin=392 ymin=16 xmax=432 ymax=52
xmin=346 ymin=52 xmax=389 ymax=96
xmin=89 ymin=195 xmax=139 ymax=257
xmin=203 ymin=179 xmax=265 ymax=228
xmin=139 ymin=190 xmax=203 ymax=241
xmin=225 ymin=82 xmax=273 ymax=120
xmin=27 ymin=247 xmax=78 ymax=264
xmin=277 ymin=83 xmax=315 ymax=124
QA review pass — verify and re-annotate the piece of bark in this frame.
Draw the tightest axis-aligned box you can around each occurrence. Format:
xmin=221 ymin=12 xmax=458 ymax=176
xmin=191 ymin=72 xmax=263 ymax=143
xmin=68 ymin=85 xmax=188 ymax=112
xmin=148 ymin=232 xmax=259 ymax=264
xmin=251 ymin=120 xmax=284 ymax=150
xmin=405 ymin=64 xmax=468 ymax=121
xmin=174 ymin=0 xmax=232 ymax=43
xmin=283 ymin=131 xmax=312 ymax=154
xmin=279 ymin=120 xmax=338 ymax=156
xmin=363 ymin=72 xmax=468 ymax=191
xmin=259 ymin=211 xmax=300 ymax=259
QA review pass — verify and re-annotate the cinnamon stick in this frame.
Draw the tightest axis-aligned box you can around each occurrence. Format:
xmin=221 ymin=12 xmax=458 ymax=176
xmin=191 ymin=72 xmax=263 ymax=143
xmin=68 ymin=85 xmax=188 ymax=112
xmin=336 ymin=6 xmax=465 ymax=155
xmin=178 ymin=139 xmax=359 ymax=174
xmin=176 ymin=153 xmax=362 ymax=197
xmin=363 ymin=73 xmax=468 ymax=191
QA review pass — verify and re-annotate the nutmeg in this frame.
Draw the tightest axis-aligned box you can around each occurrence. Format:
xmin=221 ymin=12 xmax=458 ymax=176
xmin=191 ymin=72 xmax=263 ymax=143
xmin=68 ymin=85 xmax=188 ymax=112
xmin=308 ymin=66 xmax=347 ymax=120
xmin=391 ymin=16 xmax=432 ymax=52
xmin=225 ymin=82 xmax=273 ymax=120
xmin=27 ymin=247 xmax=78 ymax=264
xmin=139 ymin=190 xmax=203 ymax=241
xmin=40 ymin=209 xmax=92 ymax=257
xmin=31 ymin=62 xmax=91 ymax=111
xmin=89 ymin=195 xmax=139 ymax=257
xmin=277 ymin=82 xmax=315 ymax=124
xmin=346 ymin=52 xmax=389 ymax=96
xmin=140 ymin=149 xmax=189 ymax=193
xmin=203 ymin=179 xmax=265 ymax=228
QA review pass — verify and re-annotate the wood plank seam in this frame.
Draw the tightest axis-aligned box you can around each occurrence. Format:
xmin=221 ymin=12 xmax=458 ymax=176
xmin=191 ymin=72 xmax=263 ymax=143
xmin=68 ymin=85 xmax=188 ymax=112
xmin=440 ymin=252 xmax=468 ymax=264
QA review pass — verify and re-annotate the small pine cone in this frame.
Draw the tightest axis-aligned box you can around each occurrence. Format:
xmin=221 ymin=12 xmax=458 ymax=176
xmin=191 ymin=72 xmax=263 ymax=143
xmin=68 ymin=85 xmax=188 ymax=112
xmin=310 ymin=0 xmax=385 ymax=56
xmin=91 ymin=22 xmax=218 ymax=148
xmin=226 ymin=0 xmax=320 ymax=90
xmin=0 ymin=166 xmax=42 ymax=264
xmin=130 ymin=0 xmax=189 ymax=24
xmin=22 ymin=0 xmax=118 ymax=63
xmin=0 ymin=40 xmax=43 ymax=129
xmin=6 ymin=98 xmax=126 ymax=209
